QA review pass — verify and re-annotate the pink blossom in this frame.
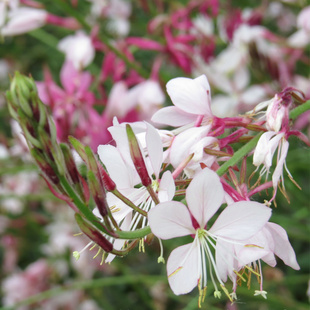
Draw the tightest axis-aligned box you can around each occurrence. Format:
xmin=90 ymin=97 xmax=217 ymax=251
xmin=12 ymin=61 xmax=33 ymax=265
xmin=37 ymin=61 xmax=110 ymax=149
xmin=148 ymin=168 xmax=272 ymax=302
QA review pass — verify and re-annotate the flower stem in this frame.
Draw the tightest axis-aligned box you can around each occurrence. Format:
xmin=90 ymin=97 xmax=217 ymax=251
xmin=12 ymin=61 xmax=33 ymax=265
xmin=289 ymin=100 xmax=310 ymax=120
xmin=216 ymin=133 xmax=263 ymax=177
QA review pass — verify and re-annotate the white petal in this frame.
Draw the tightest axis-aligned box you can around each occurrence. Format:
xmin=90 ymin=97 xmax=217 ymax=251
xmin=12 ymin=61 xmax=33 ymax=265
xmin=166 ymin=76 xmax=212 ymax=116
xmin=158 ymin=171 xmax=175 ymax=202
xmin=272 ymin=139 xmax=289 ymax=189
xmin=186 ymin=168 xmax=224 ymax=228
xmin=148 ymin=202 xmax=194 ymax=239
xmin=215 ymin=239 xmax=236 ymax=283
xmin=210 ymin=201 xmax=272 ymax=240
xmin=170 ymin=126 xmax=211 ymax=169
xmin=167 ymin=241 xmax=200 ymax=295
xmin=97 ymin=145 xmax=133 ymax=188
xmin=253 ymin=131 xmax=276 ymax=167
xmin=266 ymin=222 xmax=300 ymax=270
xmin=287 ymin=29 xmax=310 ymax=48
xmin=151 ymin=106 xmax=197 ymax=126
xmin=145 ymin=123 xmax=163 ymax=179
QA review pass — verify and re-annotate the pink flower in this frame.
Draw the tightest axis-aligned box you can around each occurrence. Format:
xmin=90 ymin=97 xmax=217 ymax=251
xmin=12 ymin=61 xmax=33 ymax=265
xmin=148 ymin=168 xmax=272 ymax=303
xmin=37 ymin=61 xmax=110 ymax=150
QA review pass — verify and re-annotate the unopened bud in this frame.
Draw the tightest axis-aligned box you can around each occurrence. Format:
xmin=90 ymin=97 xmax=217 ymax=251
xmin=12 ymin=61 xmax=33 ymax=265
xmin=30 ymin=148 xmax=59 ymax=185
xmin=126 ymin=124 xmax=151 ymax=187
xmin=75 ymin=213 xmax=113 ymax=253
xmin=98 ymin=164 xmax=116 ymax=191
xmin=87 ymin=170 xmax=109 ymax=218
xmin=61 ymin=143 xmax=80 ymax=185
xmin=68 ymin=136 xmax=87 ymax=163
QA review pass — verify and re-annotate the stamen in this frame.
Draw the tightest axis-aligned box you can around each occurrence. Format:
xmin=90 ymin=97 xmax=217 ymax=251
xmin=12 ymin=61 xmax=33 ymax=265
xmin=100 ymin=252 xmax=105 ymax=265
xmin=157 ymin=238 xmax=165 ymax=264
xmin=93 ymin=247 xmax=101 ymax=259
xmin=72 ymin=241 xmax=93 ymax=260
xmin=221 ymin=284 xmax=233 ymax=302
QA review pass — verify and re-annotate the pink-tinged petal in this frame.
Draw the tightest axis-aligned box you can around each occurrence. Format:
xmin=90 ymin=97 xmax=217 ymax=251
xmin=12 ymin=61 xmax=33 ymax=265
xmin=167 ymin=241 xmax=200 ymax=295
xmin=272 ymin=139 xmax=289 ymax=189
xmin=97 ymin=145 xmax=133 ymax=188
xmin=148 ymin=202 xmax=194 ymax=239
xmin=186 ymin=168 xmax=224 ymax=228
xmin=145 ymin=123 xmax=163 ymax=179
xmin=151 ymin=106 xmax=197 ymax=126
xmin=170 ymin=126 xmax=211 ymax=169
xmin=209 ymin=201 xmax=272 ymax=240
xmin=158 ymin=171 xmax=175 ymax=202
xmin=166 ymin=76 xmax=212 ymax=116
xmin=60 ymin=61 xmax=79 ymax=94
xmin=266 ymin=222 xmax=300 ymax=270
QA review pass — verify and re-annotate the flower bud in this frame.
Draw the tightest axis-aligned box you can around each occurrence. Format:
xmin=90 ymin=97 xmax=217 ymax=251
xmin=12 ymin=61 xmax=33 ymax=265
xmin=75 ymin=213 xmax=113 ymax=253
xmin=87 ymin=170 xmax=109 ymax=218
xmin=98 ymin=164 xmax=116 ymax=192
xmin=30 ymin=148 xmax=59 ymax=185
xmin=126 ymin=124 xmax=151 ymax=187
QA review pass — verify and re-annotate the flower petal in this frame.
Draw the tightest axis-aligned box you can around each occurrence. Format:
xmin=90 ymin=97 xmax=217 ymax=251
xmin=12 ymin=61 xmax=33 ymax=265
xmin=272 ymin=139 xmax=289 ymax=189
xmin=145 ymin=123 xmax=163 ymax=179
xmin=167 ymin=241 xmax=200 ymax=295
xmin=151 ymin=106 xmax=197 ymax=126
xmin=266 ymin=222 xmax=300 ymax=270
xmin=170 ymin=126 xmax=211 ymax=169
xmin=209 ymin=201 xmax=272 ymax=240
xmin=97 ymin=145 xmax=133 ymax=188
xmin=148 ymin=202 xmax=194 ymax=239
xmin=186 ymin=168 xmax=224 ymax=228
xmin=158 ymin=170 xmax=175 ymax=202
xmin=166 ymin=75 xmax=212 ymax=116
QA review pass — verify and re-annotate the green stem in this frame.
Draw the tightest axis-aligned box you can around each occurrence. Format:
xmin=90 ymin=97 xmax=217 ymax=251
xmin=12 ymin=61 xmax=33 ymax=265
xmin=0 ymin=275 xmax=165 ymax=310
xmin=60 ymin=176 xmax=151 ymax=239
xmin=289 ymin=100 xmax=310 ymax=120
xmin=59 ymin=176 xmax=111 ymax=235
xmin=216 ymin=133 xmax=263 ymax=177
xmin=111 ymin=189 xmax=147 ymax=217
xmin=117 ymin=225 xmax=151 ymax=239
xmin=53 ymin=0 xmax=149 ymax=78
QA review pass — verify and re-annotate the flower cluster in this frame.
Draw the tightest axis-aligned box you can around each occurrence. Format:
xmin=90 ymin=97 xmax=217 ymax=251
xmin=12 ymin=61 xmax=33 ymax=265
xmin=6 ymin=70 xmax=308 ymax=307
xmin=1 ymin=1 xmax=310 ymax=309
